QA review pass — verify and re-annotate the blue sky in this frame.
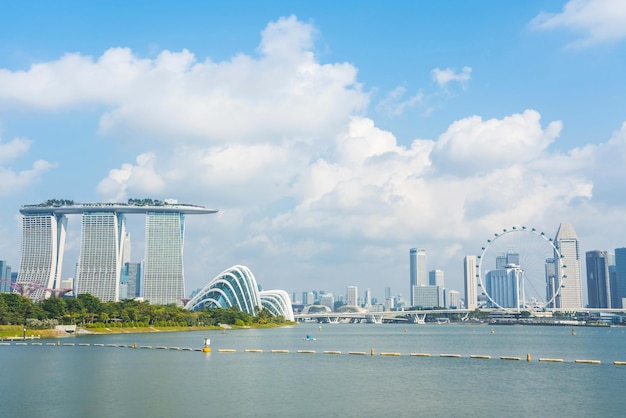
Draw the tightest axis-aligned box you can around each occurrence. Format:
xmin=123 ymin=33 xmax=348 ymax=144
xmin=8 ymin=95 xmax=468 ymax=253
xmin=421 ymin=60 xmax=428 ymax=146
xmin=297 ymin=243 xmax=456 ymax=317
xmin=1 ymin=0 xmax=626 ymax=303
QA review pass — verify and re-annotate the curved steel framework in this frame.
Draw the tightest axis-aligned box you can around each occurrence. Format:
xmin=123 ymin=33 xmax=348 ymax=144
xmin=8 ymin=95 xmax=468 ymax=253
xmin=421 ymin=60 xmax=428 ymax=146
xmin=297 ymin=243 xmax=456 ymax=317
xmin=260 ymin=290 xmax=295 ymax=322
xmin=185 ymin=265 xmax=294 ymax=321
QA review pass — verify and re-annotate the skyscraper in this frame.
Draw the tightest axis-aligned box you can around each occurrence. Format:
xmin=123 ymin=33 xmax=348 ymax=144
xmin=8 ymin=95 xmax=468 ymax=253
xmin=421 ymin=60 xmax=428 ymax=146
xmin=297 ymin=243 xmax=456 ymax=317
xmin=409 ymin=248 xmax=426 ymax=304
xmin=554 ymin=223 xmax=583 ymax=309
xmin=76 ymin=212 xmax=126 ymax=302
xmin=485 ymin=264 xmax=522 ymax=309
xmin=615 ymin=248 xmax=626 ymax=308
xmin=364 ymin=288 xmax=372 ymax=306
xmin=19 ymin=200 xmax=216 ymax=303
xmin=122 ymin=262 xmax=141 ymax=299
xmin=143 ymin=211 xmax=185 ymax=305
xmin=0 ymin=260 xmax=11 ymax=293
xmin=586 ymin=250 xmax=611 ymax=308
xmin=463 ymin=255 xmax=477 ymax=310
xmin=429 ymin=269 xmax=444 ymax=287
xmin=17 ymin=213 xmax=67 ymax=300
xmin=346 ymin=285 xmax=358 ymax=306
xmin=545 ymin=258 xmax=558 ymax=308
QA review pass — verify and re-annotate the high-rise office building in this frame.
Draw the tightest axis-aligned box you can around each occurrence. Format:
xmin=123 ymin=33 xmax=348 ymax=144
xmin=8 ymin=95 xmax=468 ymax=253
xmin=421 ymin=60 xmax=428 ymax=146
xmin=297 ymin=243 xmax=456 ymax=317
xmin=586 ymin=250 xmax=611 ymax=308
xmin=449 ymin=290 xmax=460 ymax=309
xmin=346 ymin=285 xmax=358 ymax=306
xmin=554 ymin=223 xmax=583 ymax=309
xmin=76 ymin=212 xmax=126 ymax=302
xmin=464 ymin=255 xmax=477 ymax=310
xmin=143 ymin=212 xmax=186 ymax=306
xmin=545 ymin=258 xmax=558 ymax=308
xmin=485 ymin=264 xmax=522 ymax=309
xmin=121 ymin=262 xmax=141 ymax=299
xmin=17 ymin=213 xmax=67 ymax=301
xmin=609 ymin=260 xmax=619 ymax=309
xmin=364 ymin=288 xmax=372 ymax=306
xmin=614 ymin=248 xmax=626 ymax=308
xmin=409 ymin=248 xmax=427 ymax=304
xmin=429 ymin=269 xmax=444 ymax=287
xmin=0 ymin=260 xmax=11 ymax=293
xmin=320 ymin=293 xmax=334 ymax=311
xmin=412 ymin=285 xmax=442 ymax=308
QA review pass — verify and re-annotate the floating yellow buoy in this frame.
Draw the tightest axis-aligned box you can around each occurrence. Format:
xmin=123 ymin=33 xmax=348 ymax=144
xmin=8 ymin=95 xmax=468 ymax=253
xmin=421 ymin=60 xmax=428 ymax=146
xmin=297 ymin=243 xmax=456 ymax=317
xmin=202 ymin=335 xmax=211 ymax=353
xmin=371 ymin=347 xmax=375 ymax=356
xmin=527 ymin=353 xmax=531 ymax=362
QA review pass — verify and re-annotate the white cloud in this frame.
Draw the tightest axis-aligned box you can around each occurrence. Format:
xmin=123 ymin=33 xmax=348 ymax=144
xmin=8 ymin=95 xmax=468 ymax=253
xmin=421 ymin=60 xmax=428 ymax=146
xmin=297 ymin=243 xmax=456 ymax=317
xmin=97 ymin=110 xmax=601 ymax=279
xmin=431 ymin=109 xmax=562 ymax=175
xmin=376 ymin=85 xmax=426 ymax=117
xmin=0 ymin=136 xmax=31 ymax=163
xmin=431 ymin=66 xmax=472 ymax=87
xmin=0 ymin=15 xmax=368 ymax=146
xmin=97 ymin=152 xmax=164 ymax=202
xmin=531 ymin=0 xmax=626 ymax=46
xmin=0 ymin=136 xmax=55 ymax=195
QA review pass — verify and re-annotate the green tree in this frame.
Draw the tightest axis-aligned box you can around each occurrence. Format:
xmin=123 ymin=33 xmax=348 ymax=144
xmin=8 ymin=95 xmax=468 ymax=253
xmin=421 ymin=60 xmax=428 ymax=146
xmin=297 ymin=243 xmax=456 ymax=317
xmin=41 ymin=297 xmax=67 ymax=320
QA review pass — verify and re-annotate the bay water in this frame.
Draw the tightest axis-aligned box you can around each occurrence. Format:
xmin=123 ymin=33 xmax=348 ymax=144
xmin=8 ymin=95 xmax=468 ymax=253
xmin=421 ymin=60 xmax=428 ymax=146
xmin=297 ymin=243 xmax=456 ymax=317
xmin=2 ymin=323 xmax=626 ymax=417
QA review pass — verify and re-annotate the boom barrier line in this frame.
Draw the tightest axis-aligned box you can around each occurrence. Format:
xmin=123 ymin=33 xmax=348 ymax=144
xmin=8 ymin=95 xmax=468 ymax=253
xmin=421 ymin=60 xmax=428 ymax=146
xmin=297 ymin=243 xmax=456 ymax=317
xmin=0 ymin=342 xmax=617 ymax=366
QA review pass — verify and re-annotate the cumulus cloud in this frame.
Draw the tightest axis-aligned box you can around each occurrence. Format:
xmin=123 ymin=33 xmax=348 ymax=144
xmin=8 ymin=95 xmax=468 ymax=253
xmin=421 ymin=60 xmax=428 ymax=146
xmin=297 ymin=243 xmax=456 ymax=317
xmin=0 ymin=136 xmax=56 ymax=195
xmin=531 ymin=0 xmax=626 ymax=46
xmin=97 ymin=152 xmax=164 ymax=202
xmin=0 ymin=15 xmax=368 ymax=145
xmin=431 ymin=109 xmax=562 ymax=175
xmin=431 ymin=66 xmax=472 ymax=87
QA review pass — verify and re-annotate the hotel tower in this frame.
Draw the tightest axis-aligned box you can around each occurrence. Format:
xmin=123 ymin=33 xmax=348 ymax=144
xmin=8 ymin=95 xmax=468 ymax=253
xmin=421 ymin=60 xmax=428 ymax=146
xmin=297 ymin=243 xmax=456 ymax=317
xmin=18 ymin=200 xmax=216 ymax=305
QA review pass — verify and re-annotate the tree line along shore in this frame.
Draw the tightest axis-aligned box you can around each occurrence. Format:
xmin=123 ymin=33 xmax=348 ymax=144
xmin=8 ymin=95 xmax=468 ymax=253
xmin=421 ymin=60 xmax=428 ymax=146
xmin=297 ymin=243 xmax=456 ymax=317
xmin=0 ymin=293 xmax=294 ymax=339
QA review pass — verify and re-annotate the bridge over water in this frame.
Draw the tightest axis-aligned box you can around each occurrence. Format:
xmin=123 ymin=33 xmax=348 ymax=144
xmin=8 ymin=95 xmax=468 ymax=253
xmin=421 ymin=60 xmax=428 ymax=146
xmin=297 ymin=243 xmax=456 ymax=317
xmin=294 ymin=309 xmax=472 ymax=324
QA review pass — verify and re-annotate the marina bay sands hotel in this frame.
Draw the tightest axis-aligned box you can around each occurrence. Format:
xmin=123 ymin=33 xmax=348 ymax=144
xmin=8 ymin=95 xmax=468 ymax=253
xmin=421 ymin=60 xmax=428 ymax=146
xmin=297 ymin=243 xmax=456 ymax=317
xmin=17 ymin=199 xmax=217 ymax=305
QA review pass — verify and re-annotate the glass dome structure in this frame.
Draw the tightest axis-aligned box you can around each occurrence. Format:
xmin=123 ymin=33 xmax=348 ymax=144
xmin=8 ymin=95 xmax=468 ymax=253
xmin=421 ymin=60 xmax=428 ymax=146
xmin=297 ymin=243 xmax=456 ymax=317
xmin=185 ymin=265 xmax=294 ymax=321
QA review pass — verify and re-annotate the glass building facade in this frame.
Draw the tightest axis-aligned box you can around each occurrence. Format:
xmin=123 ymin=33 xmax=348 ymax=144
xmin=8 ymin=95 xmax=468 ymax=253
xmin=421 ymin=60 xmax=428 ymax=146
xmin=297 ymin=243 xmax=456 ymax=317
xmin=185 ymin=265 xmax=294 ymax=321
xmin=76 ymin=212 xmax=126 ymax=302
xmin=143 ymin=212 xmax=185 ymax=306
xmin=17 ymin=213 xmax=67 ymax=301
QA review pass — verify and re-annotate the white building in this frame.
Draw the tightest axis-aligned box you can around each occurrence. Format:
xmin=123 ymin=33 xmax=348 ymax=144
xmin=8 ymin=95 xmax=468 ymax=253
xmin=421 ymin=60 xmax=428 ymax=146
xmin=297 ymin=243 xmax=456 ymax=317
xmin=485 ymin=264 xmax=523 ymax=309
xmin=143 ymin=212 xmax=186 ymax=305
xmin=412 ymin=285 xmax=443 ymax=309
xmin=554 ymin=223 xmax=583 ymax=309
xmin=76 ymin=212 xmax=126 ymax=302
xmin=448 ymin=290 xmax=460 ymax=309
xmin=464 ymin=255 xmax=477 ymax=310
xmin=17 ymin=213 xmax=67 ymax=301
xmin=320 ymin=293 xmax=335 ymax=311
xmin=346 ymin=285 xmax=358 ymax=306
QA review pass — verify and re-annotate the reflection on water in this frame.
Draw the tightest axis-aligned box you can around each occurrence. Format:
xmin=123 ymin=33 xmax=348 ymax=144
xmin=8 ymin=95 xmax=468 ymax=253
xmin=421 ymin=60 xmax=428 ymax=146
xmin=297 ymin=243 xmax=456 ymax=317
xmin=2 ymin=323 xmax=626 ymax=418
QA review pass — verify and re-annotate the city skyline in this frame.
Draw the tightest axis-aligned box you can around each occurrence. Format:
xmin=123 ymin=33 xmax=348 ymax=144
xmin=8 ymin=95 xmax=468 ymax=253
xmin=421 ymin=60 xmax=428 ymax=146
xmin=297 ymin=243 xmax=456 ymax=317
xmin=2 ymin=1 xmax=626 ymax=298
xmin=8 ymin=200 xmax=626 ymax=309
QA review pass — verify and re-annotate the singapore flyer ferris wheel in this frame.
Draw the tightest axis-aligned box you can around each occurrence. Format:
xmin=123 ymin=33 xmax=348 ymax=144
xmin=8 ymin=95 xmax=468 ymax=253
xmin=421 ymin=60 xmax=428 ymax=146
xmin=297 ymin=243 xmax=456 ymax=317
xmin=477 ymin=227 xmax=566 ymax=311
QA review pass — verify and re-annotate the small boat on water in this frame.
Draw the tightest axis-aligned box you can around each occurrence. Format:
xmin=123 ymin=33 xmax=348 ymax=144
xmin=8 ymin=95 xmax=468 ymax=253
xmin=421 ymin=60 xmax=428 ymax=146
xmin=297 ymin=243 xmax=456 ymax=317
xmin=303 ymin=335 xmax=316 ymax=341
